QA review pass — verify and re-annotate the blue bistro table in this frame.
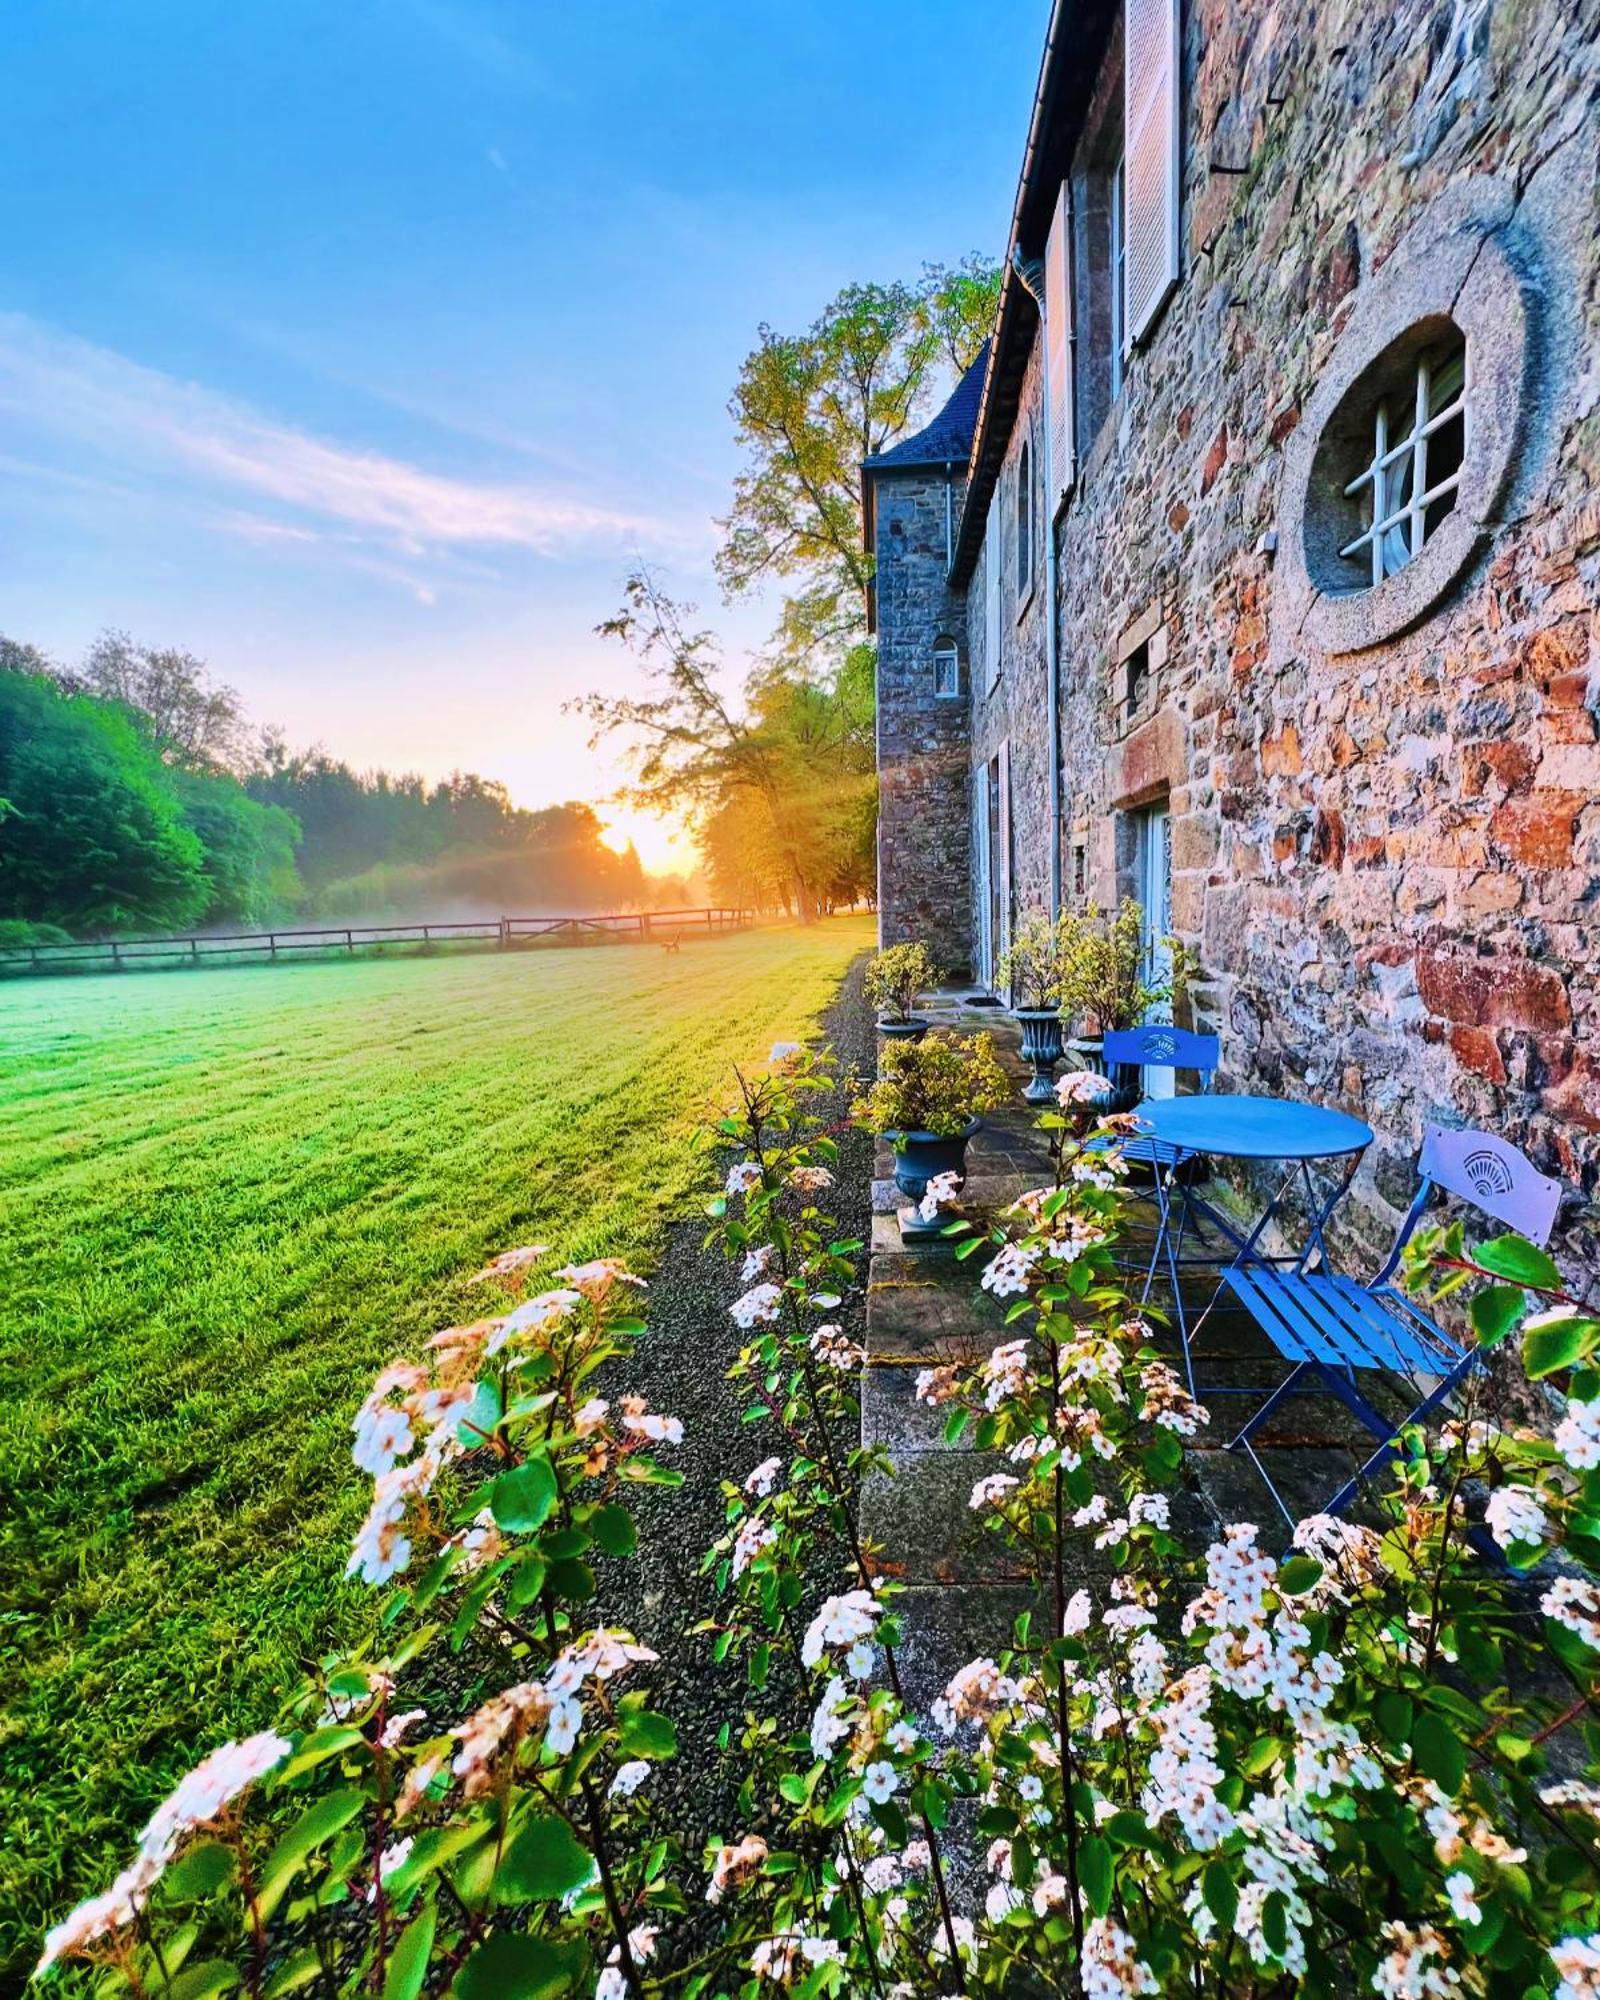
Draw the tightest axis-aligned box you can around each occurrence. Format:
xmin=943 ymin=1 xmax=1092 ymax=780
xmin=1133 ymin=1094 xmax=1376 ymax=1393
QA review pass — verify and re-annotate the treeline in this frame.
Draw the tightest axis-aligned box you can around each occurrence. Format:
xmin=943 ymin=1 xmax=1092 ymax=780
xmin=0 ymin=633 xmax=659 ymax=942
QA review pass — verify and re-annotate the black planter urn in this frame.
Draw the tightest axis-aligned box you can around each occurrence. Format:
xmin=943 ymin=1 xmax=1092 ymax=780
xmin=877 ymin=1016 xmax=931 ymax=1043
xmin=886 ymin=1116 xmax=982 ymax=1205
xmin=1067 ymin=1034 xmax=1140 ymax=1113
xmin=1014 ymin=1007 xmax=1065 ymax=1104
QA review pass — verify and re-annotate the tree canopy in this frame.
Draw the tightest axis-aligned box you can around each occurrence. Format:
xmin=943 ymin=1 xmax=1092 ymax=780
xmin=717 ymin=258 xmax=999 ymax=664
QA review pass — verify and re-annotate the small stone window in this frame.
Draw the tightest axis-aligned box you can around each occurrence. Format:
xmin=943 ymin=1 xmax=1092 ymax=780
xmin=1015 ymin=438 xmax=1034 ymax=605
xmin=1124 ymin=637 xmax=1151 ymax=716
xmin=932 ymin=638 xmax=960 ymax=699
xmin=1337 ymin=335 xmax=1468 ymax=586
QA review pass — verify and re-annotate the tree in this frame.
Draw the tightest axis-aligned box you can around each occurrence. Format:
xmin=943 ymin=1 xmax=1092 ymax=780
xmin=578 ymin=570 xmax=873 ymax=923
xmin=0 ymin=669 xmax=209 ymax=933
xmin=170 ymin=769 xmax=302 ymax=928
xmin=77 ymin=629 xmax=249 ymax=772
xmin=717 ymin=261 xmax=1000 ymax=663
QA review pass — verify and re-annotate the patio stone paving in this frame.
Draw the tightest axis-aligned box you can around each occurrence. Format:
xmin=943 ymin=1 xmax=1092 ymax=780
xmin=861 ymin=992 xmax=1374 ymax=1729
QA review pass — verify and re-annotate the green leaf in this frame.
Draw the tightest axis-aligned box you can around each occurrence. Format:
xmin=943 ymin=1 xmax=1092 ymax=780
xmin=1203 ymin=1860 xmax=1238 ymax=1930
xmin=1079 ymin=1834 xmax=1113 ymax=1917
xmin=1276 ymin=1556 xmax=1323 ymax=1596
xmin=1526 ymin=1314 xmax=1599 ymax=1380
xmin=495 ymin=1814 xmax=596 ymax=1903
xmin=454 ymin=1377 xmax=502 ymax=1448
xmin=168 ymin=1963 xmax=240 ymax=2000
xmin=1262 ymin=1890 xmax=1289 ymax=1957
xmin=1474 ymin=1235 xmax=1562 ymax=1291
xmin=619 ymin=1709 xmax=678 ymax=1760
xmin=382 ymin=1906 xmax=437 ymax=2000
xmin=265 ymin=1949 xmax=323 ymax=1997
xmin=258 ymin=1788 xmax=368 ymax=1917
xmin=1411 ymin=1711 xmax=1467 ymax=1794
xmin=548 ymin=1555 xmax=596 ymax=1602
xmin=491 ymin=1456 xmax=558 ymax=1533
xmin=1469 ymin=1285 xmax=1527 ymax=1348
xmin=590 ymin=1504 xmax=637 ymax=1557
xmin=162 ymin=1840 xmax=236 ymax=1901
xmin=453 ymin=1933 xmax=585 ymax=1999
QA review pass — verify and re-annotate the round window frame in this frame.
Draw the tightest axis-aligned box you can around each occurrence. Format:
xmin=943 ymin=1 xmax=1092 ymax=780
xmin=1276 ymin=182 xmax=1535 ymax=656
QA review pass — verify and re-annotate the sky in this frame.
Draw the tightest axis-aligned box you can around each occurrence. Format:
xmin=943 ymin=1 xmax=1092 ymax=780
xmin=0 ymin=0 xmax=1042 ymax=869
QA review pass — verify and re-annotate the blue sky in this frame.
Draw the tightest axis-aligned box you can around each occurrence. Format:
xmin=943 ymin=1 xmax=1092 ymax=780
xmin=0 ymin=0 xmax=1040 ymax=864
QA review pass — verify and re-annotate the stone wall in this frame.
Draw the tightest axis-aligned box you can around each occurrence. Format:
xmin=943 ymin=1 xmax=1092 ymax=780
xmin=947 ymin=0 xmax=1600 ymax=1270
xmin=872 ymin=465 xmax=975 ymax=977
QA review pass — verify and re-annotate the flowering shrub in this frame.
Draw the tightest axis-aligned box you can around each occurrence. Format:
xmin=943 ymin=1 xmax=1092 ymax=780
xmin=38 ymin=1249 xmax=685 ymax=1998
xmin=36 ymin=1026 xmax=1600 ymax=2000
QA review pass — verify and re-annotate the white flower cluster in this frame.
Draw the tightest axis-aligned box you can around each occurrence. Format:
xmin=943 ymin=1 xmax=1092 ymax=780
xmin=730 ymin=1281 xmax=784 ymax=1329
xmin=1370 ymin=1921 xmax=1462 ymax=1998
xmin=969 ymin=1471 xmax=1019 ymax=1510
xmin=725 ymin=1159 xmax=764 ymax=1196
xmin=1543 ymin=1576 xmax=1600 ymax=1653
xmin=981 ymin=1338 xmax=1034 ymax=1411
xmin=1483 ymin=1482 xmax=1547 ymax=1552
xmin=982 ymin=1241 xmax=1041 ymax=1299
xmin=933 ymin=1657 xmax=1021 ymax=1735
xmin=811 ymin=1322 xmax=864 ymax=1370
xmin=617 ymin=1392 xmax=683 ymax=1445
xmin=732 ymin=1514 xmax=777 ymax=1580
xmin=788 ymin=1164 xmax=835 ymax=1196
xmin=740 ymin=1242 xmax=777 ymax=1283
xmin=1552 ymin=1934 xmax=1600 ymax=2000
xmin=1081 ymin=1915 xmax=1158 ymax=1998
xmin=1056 ymin=1069 xmax=1110 ymax=1107
xmin=553 ymin=1259 xmax=646 ymax=1301
xmin=596 ymin=1924 xmax=659 ymax=2000
xmin=749 ymin=1933 xmax=843 ymax=1985
xmin=37 ymin=1732 xmax=292 ymax=1973
xmin=1139 ymin=1359 xmax=1209 ymax=1436
xmin=1556 ymin=1394 xmax=1600 ymax=1472
xmin=801 ymin=1589 xmax=881 ymax=1669
xmin=706 ymin=1831 xmax=768 ymax=1903
xmin=486 ymin=1287 xmax=582 ymax=1356
xmin=918 ymin=1168 xmax=964 ymax=1222
xmin=468 ymin=1242 xmax=549 ymax=1283
xmin=743 ymin=1455 xmax=783 ymax=1497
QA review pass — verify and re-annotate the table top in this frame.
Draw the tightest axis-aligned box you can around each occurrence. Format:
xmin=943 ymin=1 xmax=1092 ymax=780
xmin=1136 ymin=1092 xmax=1374 ymax=1161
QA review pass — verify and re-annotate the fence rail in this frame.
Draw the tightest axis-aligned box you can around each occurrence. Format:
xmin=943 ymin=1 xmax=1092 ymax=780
xmin=0 ymin=908 xmax=755 ymax=980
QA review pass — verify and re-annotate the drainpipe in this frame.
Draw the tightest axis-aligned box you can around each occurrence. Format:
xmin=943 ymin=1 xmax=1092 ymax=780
xmin=1009 ymin=246 xmax=1063 ymax=918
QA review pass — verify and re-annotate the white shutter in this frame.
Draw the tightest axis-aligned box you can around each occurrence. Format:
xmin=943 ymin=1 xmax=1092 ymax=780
xmin=1043 ymin=178 xmax=1075 ymax=508
xmin=1123 ymin=0 xmax=1181 ymax=347
xmin=984 ymin=487 xmax=1002 ymax=686
xmin=997 ymin=741 xmax=1012 ymax=973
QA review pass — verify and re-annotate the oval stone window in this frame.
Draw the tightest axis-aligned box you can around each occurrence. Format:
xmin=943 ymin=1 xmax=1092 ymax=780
xmin=1275 ymin=181 xmax=1535 ymax=656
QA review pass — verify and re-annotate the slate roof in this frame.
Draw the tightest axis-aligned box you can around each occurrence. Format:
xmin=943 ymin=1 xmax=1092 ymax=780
xmin=862 ymin=342 xmax=990 ymax=474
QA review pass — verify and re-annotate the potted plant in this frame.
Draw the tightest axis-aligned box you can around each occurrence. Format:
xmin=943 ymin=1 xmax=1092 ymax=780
xmin=998 ymin=910 xmax=1069 ymax=1104
xmin=1058 ymin=899 xmax=1193 ymax=1110
xmin=851 ymin=1033 xmax=1010 ymax=1223
xmin=865 ymin=941 xmax=939 ymax=1041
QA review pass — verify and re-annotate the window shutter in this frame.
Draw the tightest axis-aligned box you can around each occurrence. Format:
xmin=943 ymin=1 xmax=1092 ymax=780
xmin=997 ymin=741 xmax=1012 ymax=972
xmin=1123 ymin=0 xmax=1181 ymax=347
xmin=984 ymin=487 xmax=1002 ymax=685
xmin=1044 ymin=178 xmax=1075 ymax=507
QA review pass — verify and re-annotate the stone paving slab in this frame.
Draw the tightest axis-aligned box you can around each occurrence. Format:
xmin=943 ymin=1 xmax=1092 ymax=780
xmin=863 ymin=1454 xmax=1051 ymax=1586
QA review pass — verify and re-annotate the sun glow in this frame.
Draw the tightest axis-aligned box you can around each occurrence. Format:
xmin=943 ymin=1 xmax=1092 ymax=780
xmin=598 ymin=806 xmax=698 ymax=878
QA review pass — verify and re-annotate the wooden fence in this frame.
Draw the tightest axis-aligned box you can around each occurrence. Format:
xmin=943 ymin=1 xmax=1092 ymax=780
xmin=0 ymin=907 xmax=754 ymax=980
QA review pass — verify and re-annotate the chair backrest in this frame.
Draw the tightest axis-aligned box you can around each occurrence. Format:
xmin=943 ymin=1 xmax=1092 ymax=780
xmin=1417 ymin=1123 xmax=1564 ymax=1246
xmin=1102 ymin=1025 xmax=1220 ymax=1083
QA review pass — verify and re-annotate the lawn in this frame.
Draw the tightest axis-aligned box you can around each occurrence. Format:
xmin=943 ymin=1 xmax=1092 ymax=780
xmin=0 ymin=916 xmax=870 ymax=1974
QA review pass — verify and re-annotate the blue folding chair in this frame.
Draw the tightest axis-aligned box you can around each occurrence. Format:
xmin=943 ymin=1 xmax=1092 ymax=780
xmin=1087 ymin=1026 xmax=1221 ymax=1302
xmin=1099 ymin=1025 xmax=1221 ymax=1175
xmin=1225 ymin=1123 xmax=1565 ymax=1519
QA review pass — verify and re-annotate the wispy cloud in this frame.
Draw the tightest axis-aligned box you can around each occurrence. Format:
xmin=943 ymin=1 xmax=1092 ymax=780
xmin=0 ymin=313 xmax=685 ymax=573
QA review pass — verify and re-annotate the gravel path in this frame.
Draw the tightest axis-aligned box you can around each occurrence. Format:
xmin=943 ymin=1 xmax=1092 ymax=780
xmin=586 ymin=949 xmax=875 ymax=1908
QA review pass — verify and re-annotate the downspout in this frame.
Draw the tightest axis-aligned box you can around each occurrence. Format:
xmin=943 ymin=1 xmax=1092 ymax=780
xmin=1009 ymin=246 xmax=1063 ymax=919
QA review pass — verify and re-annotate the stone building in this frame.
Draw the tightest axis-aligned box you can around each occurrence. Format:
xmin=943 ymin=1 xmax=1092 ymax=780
xmin=863 ymin=0 xmax=1600 ymax=1260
